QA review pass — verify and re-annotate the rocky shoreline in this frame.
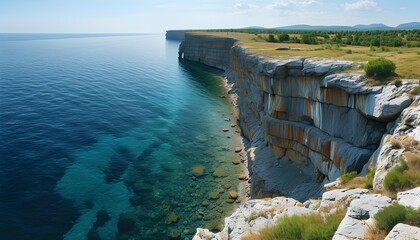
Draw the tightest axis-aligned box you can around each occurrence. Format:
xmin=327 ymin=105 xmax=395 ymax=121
xmin=176 ymin=32 xmax=420 ymax=240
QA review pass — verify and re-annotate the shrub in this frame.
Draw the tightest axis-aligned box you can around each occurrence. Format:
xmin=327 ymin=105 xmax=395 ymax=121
xmin=340 ymin=171 xmax=358 ymax=183
xmin=364 ymin=58 xmax=396 ymax=78
xmin=346 ymin=49 xmax=353 ymax=54
xmin=393 ymin=79 xmax=402 ymax=87
xmin=365 ymin=167 xmax=375 ymax=189
xmin=375 ymin=204 xmax=420 ymax=232
xmin=258 ymin=210 xmax=344 ymax=240
xmin=412 ymin=86 xmax=420 ymax=95
xmin=383 ymin=160 xmax=414 ymax=192
xmin=375 ymin=204 xmax=407 ymax=232
xmin=390 ymin=137 xmax=402 ymax=149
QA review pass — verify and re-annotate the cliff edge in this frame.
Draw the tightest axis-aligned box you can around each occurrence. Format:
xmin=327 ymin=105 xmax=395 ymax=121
xmin=177 ymin=32 xmax=420 ymax=239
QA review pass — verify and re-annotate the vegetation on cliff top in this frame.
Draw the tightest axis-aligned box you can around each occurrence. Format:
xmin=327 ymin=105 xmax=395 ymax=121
xmin=243 ymin=209 xmax=345 ymax=240
xmin=363 ymin=58 xmax=396 ymax=79
xmin=191 ymin=31 xmax=420 ymax=79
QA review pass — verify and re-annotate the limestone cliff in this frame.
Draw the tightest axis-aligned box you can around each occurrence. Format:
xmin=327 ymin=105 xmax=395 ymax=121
xmin=178 ymin=34 xmax=236 ymax=70
xmin=179 ymin=33 xmax=414 ymax=198
xmin=165 ymin=30 xmax=188 ymax=40
xmin=178 ymin=33 xmax=419 ymax=240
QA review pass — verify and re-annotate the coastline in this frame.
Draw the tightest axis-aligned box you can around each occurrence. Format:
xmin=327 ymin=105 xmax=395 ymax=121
xmin=177 ymin=32 xmax=420 ymax=240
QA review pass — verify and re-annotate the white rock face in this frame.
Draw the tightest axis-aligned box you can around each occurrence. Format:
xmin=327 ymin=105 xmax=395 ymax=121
xmin=372 ymin=103 xmax=420 ymax=190
xmin=385 ymin=223 xmax=420 ymax=240
xmin=397 ymin=187 xmax=420 ymax=209
xmin=192 ymin=197 xmax=307 ymax=240
xmin=319 ymin=188 xmax=369 ymax=210
xmin=333 ymin=194 xmax=392 ymax=240
xmin=180 ymin=34 xmax=420 ymax=240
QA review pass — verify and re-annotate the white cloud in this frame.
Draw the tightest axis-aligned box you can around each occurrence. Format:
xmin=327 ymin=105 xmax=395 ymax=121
xmin=233 ymin=1 xmax=258 ymax=14
xmin=266 ymin=0 xmax=320 ymax=11
xmin=234 ymin=2 xmax=258 ymax=10
xmin=345 ymin=0 xmax=377 ymax=11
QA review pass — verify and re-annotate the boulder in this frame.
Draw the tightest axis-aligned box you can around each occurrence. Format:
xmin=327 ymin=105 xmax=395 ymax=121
xmin=319 ymin=188 xmax=368 ymax=210
xmin=228 ymin=191 xmax=238 ymax=199
xmin=333 ymin=194 xmax=392 ymax=240
xmin=385 ymin=223 xmax=420 ymax=240
xmin=397 ymin=187 xmax=420 ymax=209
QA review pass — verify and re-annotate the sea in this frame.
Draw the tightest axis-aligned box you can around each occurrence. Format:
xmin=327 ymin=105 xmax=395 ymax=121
xmin=0 ymin=33 xmax=244 ymax=240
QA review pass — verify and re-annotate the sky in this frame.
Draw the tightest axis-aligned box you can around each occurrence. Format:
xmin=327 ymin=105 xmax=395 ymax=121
xmin=0 ymin=0 xmax=419 ymax=33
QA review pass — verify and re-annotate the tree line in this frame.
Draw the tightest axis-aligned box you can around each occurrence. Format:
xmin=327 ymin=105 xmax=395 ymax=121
xmin=206 ymin=29 xmax=420 ymax=47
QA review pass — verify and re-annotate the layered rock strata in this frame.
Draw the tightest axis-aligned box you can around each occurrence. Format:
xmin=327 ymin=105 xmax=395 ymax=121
xmin=179 ymin=34 xmax=236 ymax=70
xmin=179 ymin=33 xmax=413 ymax=198
xmin=179 ymin=33 xmax=420 ymax=240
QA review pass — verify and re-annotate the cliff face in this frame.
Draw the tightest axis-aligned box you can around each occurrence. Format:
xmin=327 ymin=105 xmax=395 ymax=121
xmin=179 ymin=34 xmax=413 ymax=197
xmin=165 ymin=30 xmax=188 ymax=40
xmin=178 ymin=33 xmax=237 ymax=70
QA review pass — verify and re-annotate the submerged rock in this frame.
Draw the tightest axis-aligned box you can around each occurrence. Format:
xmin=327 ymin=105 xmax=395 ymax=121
xmin=208 ymin=192 xmax=220 ymax=200
xmin=228 ymin=191 xmax=238 ymax=199
xmin=231 ymin=159 xmax=241 ymax=165
xmin=117 ymin=212 xmax=137 ymax=233
xmin=191 ymin=166 xmax=205 ymax=177
xmin=166 ymin=212 xmax=179 ymax=225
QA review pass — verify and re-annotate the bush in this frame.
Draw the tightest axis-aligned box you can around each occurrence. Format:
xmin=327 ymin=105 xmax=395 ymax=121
xmin=393 ymin=79 xmax=402 ymax=87
xmin=259 ymin=211 xmax=344 ymax=240
xmin=383 ymin=160 xmax=414 ymax=192
xmin=364 ymin=58 xmax=396 ymax=78
xmin=412 ymin=86 xmax=420 ymax=95
xmin=340 ymin=171 xmax=358 ymax=183
xmin=375 ymin=204 xmax=408 ymax=232
xmin=375 ymin=204 xmax=420 ymax=232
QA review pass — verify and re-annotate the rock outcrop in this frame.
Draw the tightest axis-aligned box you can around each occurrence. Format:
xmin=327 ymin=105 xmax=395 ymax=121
xmin=370 ymin=102 xmax=420 ymax=190
xmin=179 ymin=33 xmax=418 ymax=198
xmin=332 ymin=194 xmax=392 ymax=239
xmin=385 ymin=223 xmax=420 ymax=240
xmin=179 ymin=34 xmax=237 ymax=70
xmin=166 ymin=30 xmax=189 ymax=40
xmin=178 ymin=33 xmax=420 ymax=240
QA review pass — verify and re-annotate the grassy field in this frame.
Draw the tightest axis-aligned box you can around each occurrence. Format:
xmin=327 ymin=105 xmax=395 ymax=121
xmin=192 ymin=32 xmax=420 ymax=79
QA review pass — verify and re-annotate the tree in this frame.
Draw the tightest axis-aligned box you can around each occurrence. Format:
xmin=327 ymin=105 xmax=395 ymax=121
xmin=278 ymin=33 xmax=290 ymax=42
xmin=267 ymin=34 xmax=277 ymax=42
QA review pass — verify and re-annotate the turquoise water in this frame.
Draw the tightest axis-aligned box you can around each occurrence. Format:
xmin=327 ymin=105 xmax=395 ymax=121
xmin=0 ymin=34 xmax=244 ymax=239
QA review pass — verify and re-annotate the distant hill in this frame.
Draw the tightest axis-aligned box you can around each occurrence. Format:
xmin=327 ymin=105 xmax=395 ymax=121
xmin=396 ymin=22 xmax=420 ymax=30
xmin=243 ymin=22 xmax=420 ymax=31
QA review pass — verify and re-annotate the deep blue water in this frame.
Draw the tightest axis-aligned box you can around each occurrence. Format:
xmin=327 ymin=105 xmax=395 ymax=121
xmin=0 ymin=34 xmax=243 ymax=239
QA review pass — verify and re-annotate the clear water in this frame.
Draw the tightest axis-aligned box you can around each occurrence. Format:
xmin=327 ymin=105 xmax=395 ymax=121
xmin=0 ymin=34 xmax=244 ymax=240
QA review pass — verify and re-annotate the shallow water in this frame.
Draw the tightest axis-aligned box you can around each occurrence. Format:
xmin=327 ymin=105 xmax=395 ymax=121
xmin=0 ymin=34 xmax=244 ymax=239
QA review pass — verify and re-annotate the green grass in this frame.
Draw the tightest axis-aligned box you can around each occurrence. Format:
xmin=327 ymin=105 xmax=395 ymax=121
xmin=384 ymin=159 xmax=420 ymax=192
xmin=375 ymin=204 xmax=420 ymax=232
xmin=191 ymin=32 xmax=420 ymax=79
xmin=257 ymin=211 xmax=345 ymax=240
xmin=365 ymin=167 xmax=375 ymax=189
xmin=412 ymin=85 xmax=420 ymax=95
xmin=340 ymin=171 xmax=358 ymax=183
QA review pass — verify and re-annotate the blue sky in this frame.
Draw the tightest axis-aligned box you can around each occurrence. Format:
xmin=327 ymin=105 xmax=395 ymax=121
xmin=0 ymin=0 xmax=418 ymax=33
